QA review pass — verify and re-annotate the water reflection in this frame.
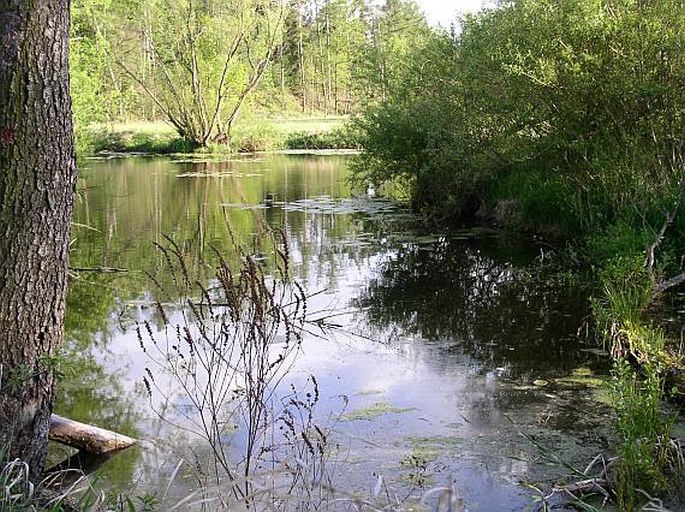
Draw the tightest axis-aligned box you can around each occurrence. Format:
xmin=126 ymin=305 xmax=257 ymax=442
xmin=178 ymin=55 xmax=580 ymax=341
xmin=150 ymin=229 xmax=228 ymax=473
xmin=60 ymin=154 xmax=613 ymax=510
xmin=72 ymin=155 xmax=358 ymax=302
xmin=56 ymin=275 xmax=141 ymax=488
xmin=354 ymin=234 xmax=605 ymax=380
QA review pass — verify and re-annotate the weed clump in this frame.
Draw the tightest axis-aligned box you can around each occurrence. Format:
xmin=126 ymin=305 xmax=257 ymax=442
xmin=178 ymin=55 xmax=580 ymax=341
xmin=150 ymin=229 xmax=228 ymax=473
xmin=138 ymin=231 xmax=342 ymax=508
xmin=591 ymin=255 xmax=684 ymax=510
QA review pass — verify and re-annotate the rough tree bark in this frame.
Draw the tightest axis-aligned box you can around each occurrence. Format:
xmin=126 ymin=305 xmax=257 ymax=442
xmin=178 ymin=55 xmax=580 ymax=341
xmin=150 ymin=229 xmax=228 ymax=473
xmin=0 ymin=0 xmax=77 ymax=480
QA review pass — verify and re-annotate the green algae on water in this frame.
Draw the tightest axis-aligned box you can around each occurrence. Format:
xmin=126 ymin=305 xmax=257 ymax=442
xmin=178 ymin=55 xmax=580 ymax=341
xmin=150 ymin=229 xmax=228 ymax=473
xmin=342 ymin=402 xmax=414 ymax=421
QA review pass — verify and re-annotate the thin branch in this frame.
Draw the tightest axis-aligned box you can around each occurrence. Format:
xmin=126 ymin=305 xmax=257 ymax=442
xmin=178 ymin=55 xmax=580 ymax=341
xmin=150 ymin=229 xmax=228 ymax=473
xmin=221 ymin=4 xmax=285 ymax=136
xmin=654 ymin=272 xmax=685 ymax=294
xmin=207 ymin=24 xmax=245 ymax=140
xmin=650 ymin=147 xmax=685 ymax=293
xmin=116 ymin=60 xmax=185 ymax=134
xmin=647 ymin=169 xmax=685 ymax=272
xmin=186 ymin=1 xmax=210 ymax=142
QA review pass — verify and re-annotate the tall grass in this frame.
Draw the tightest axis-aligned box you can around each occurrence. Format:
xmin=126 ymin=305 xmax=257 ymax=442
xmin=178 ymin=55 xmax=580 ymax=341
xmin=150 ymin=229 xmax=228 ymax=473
xmin=134 ymin=230 xmax=467 ymax=510
xmin=591 ymin=255 xmax=683 ymax=510
xmin=137 ymin=230 xmax=345 ymax=508
xmin=0 ymin=456 xmax=111 ymax=512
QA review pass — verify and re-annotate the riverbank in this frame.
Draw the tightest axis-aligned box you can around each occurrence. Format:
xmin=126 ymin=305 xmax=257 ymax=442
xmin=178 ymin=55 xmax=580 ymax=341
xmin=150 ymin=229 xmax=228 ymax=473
xmin=349 ymin=154 xmax=685 ymax=508
xmin=347 ymin=1 xmax=685 ymax=507
xmin=78 ymin=116 xmax=361 ymax=156
xmin=353 ymin=148 xmax=685 ymax=511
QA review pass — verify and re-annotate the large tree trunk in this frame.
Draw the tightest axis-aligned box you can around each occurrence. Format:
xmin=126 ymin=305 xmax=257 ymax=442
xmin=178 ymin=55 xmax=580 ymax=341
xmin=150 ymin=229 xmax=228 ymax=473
xmin=0 ymin=0 xmax=77 ymax=481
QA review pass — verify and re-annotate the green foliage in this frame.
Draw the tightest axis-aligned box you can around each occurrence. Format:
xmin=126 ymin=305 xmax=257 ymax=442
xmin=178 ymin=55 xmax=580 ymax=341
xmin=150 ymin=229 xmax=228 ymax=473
xmin=69 ymin=0 xmax=443 ymax=149
xmin=585 ymin=221 xmax=653 ymax=266
xmin=70 ymin=0 xmax=143 ymax=154
xmin=486 ymin=170 xmax=581 ymax=236
xmin=351 ymin=1 xmax=685 ymax=504
xmin=1 ymin=366 xmax=31 ymax=395
xmin=354 ymin=0 xmax=684 ymax=237
xmin=229 ymin=116 xmax=282 ymax=152
xmin=88 ymin=123 xmax=195 ymax=154
xmin=353 ymin=0 xmax=435 ymax=102
xmin=351 ymin=29 xmax=486 ymax=219
xmin=70 ymin=4 xmax=108 ymax=154
xmin=284 ymin=122 xmax=362 ymax=150
xmin=69 ymin=0 xmax=287 ymax=147
xmin=589 ymin=253 xmax=682 ymax=509
xmin=84 ymin=117 xmax=362 ymax=154
xmin=611 ymin=358 xmax=674 ymax=511
xmin=592 ymin=254 xmax=653 ymax=329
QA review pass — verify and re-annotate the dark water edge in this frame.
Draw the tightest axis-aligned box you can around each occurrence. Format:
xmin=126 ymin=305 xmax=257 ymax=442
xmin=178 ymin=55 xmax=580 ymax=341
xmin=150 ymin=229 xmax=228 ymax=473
xmin=54 ymin=154 xmax=619 ymax=510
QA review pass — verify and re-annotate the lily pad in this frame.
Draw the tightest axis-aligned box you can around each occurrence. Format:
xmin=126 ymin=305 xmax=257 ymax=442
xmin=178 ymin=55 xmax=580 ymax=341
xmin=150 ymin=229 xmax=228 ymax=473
xmin=281 ymin=196 xmax=401 ymax=217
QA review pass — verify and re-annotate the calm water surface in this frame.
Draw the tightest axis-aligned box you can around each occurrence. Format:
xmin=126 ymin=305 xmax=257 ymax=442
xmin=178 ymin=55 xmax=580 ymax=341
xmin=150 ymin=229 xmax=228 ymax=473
xmin=59 ymin=154 xmax=614 ymax=510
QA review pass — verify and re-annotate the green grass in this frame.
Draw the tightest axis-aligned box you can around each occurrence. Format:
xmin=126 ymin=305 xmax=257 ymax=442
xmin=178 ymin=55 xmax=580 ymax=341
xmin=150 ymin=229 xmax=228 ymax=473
xmin=86 ymin=121 xmax=191 ymax=155
xmin=82 ymin=116 xmax=355 ymax=156
xmin=611 ymin=356 xmax=679 ymax=511
xmin=590 ymin=254 xmax=683 ymax=510
xmin=282 ymin=120 xmax=362 ymax=151
xmin=268 ymin=116 xmax=348 ymax=136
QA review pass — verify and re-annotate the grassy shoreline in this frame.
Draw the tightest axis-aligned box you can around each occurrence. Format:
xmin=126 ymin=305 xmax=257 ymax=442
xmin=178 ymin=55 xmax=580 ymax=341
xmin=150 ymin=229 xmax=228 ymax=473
xmin=78 ymin=117 xmax=361 ymax=156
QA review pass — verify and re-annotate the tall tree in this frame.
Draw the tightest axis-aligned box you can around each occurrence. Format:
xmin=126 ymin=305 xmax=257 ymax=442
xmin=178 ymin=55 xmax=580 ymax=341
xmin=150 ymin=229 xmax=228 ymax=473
xmin=115 ymin=0 xmax=285 ymax=148
xmin=355 ymin=0 xmax=432 ymax=103
xmin=0 ymin=0 xmax=77 ymax=479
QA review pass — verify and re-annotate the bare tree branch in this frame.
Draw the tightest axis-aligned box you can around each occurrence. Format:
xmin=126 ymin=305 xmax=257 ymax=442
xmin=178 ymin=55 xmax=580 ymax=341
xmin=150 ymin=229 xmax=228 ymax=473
xmin=648 ymin=144 xmax=685 ymax=295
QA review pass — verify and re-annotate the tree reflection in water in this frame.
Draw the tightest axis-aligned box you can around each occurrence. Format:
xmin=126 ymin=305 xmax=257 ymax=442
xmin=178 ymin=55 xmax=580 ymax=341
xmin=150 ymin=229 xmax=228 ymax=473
xmin=354 ymin=234 xmax=606 ymax=381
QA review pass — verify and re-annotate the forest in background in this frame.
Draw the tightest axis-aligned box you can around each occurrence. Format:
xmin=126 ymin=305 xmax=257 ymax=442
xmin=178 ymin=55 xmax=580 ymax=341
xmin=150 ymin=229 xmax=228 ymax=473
xmin=69 ymin=0 xmax=437 ymax=151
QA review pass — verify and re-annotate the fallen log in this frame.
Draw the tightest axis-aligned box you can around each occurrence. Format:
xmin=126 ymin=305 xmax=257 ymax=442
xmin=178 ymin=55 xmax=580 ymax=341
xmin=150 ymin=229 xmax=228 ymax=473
xmin=49 ymin=414 xmax=137 ymax=455
xmin=70 ymin=266 xmax=128 ymax=273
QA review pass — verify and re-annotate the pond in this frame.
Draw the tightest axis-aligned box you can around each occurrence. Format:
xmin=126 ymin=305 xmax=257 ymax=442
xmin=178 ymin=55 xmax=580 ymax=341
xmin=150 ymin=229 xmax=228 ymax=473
xmin=58 ymin=153 xmax=615 ymax=510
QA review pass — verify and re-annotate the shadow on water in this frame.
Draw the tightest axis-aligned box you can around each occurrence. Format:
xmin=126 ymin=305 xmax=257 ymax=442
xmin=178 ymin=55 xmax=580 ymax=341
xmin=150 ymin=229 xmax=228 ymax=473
xmin=354 ymin=233 xmax=607 ymax=380
xmin=51 ymin=275 xmax=142 ymax=489
xmin=292 ymin=228 xmax=617 ymax=510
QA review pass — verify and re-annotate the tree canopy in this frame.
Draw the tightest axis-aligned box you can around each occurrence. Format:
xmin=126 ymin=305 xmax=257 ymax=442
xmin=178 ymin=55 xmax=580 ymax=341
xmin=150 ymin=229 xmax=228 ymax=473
xmin=70 ymin=0 xmax=438 ymax=147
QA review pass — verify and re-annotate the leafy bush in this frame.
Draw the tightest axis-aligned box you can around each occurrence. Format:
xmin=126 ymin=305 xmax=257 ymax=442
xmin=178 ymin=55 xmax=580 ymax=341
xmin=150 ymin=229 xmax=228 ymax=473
xmin=611 ymin=357 xmax=674 ymax=511
xmin=284 ymin=123 xmax=362 ymax=150
xmin=354 ymin=0 xmax=684 ymax=236
xmin=352 ymin=4 xmax=685 ymax=504
xmin=88 ymin=124 xmax=194 ymax=154
xmin=585 ymin=222 xmax=653 ymax=268
xmin=230 ymin=121 xmax=281 ymax=152
xmin=485 ymin=170 xmax=581 ymax=236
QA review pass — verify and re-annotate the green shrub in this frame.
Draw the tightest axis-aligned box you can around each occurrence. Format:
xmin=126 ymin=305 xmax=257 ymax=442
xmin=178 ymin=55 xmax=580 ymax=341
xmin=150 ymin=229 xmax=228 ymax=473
xmin=590 ymin=252 xmax=679 ymax=510
xmin=87 ymin=123 xmax=194 ymax=154
xmin=485 ymin=170 xmax=581 ymax=236
xmin=592 ymin=254 xmax=652 ymax=327
xmin=611 ymin=357 xmax=675 ymax=511
xmin=284 ymin=123 xmax=362 ymax=150
xmin=230 ymin=120 xmax=281 ymax=152
xmin=585 ymin=222 xmax=653 ymax=268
